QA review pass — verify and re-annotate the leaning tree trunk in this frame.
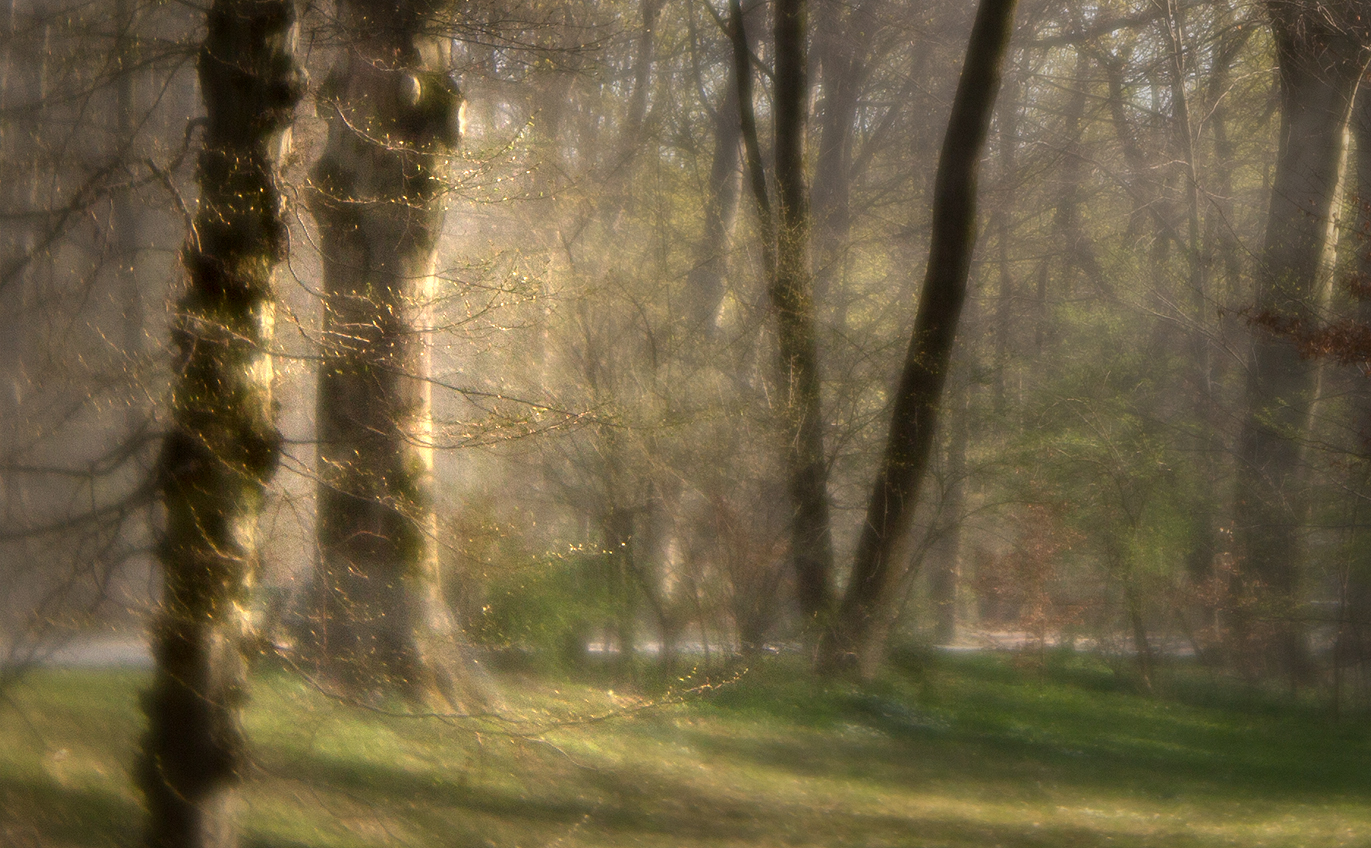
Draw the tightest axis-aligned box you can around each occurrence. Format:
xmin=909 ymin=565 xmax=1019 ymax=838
xmin=138 ymin=1 xmax=302 ymax=845
xmin=821 ymin=0 xmax=1017 ymax=678
xmin=307 ymin=0 xmax=477 ymax=704
xmin=1232 ymin=2 xmax=1369 ymax=683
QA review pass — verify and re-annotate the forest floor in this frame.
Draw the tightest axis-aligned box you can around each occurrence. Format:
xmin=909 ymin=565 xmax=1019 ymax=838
xmin=2 ymin=650 xmax=1369 ymax=847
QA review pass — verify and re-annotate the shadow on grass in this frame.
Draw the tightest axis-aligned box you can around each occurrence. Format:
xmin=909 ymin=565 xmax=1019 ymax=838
xmin=9 ymin=658 xmax=1370 ymax=847
xmin=0 ymin=774 xmax=140 ymax=847
xmin=694 ymin=653 xmax=1371 ymax=806
xmin=260 ymin=728 xmax=1172 ymax=848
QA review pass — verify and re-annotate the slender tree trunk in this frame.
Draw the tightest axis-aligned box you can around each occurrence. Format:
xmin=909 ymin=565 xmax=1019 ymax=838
xmin=1056 ymin=46 xmax=1106 ymax=296
xmin=821 ymin=0 xmax=1017 ymax=677
xmin=308 ymin=0 xmax=475 ymax=704
xmin=138 ymin=1 xmax=302 ymax=845
xmin=114 ymin=0 xmax=142 ymax=367
xmin=1232 ymin=3 xmax=1368 ymax=683
xmin=1204 ymin=17 xmax=1252 ymax=309
xmin=1163 ymin=0 xmax=1227 ymax=622
xmin=686 ymin=48 xmax=741 ymax=332
xmin=729 ymin=0 xmax=836 ymax=632
xmin=1124 ymin=568 xmax=1156 ymax=690
xmin=811 ymin=0 xmax=872 ymax=327
xmin=605 ymin=503 xmax=638 ymax=671
xmin=599 ymin=0 xmax=661 ymax=229
xmin=991 ymin=66 xmax=1020 ymax=420
xmin=772 ymin=0 xmax=837 ymax=631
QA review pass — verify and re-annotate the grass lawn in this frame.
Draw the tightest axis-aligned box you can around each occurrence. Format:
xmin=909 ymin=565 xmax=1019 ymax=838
xmin=2 ymin=651 xmax=1369 ymax=847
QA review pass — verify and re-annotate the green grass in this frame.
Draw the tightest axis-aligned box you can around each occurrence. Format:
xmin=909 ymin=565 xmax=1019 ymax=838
xmin=3 ymin=653 xmax=1370 ymax=847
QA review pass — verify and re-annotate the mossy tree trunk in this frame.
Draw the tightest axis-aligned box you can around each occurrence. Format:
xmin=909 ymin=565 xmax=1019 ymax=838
xmin=307 ymin=0 xmax=472 ymax=703
xmin=138 ymin=0 xmax=302 ymax=845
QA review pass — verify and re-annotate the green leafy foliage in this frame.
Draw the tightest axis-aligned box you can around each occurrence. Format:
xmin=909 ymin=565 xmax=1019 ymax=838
xmin=467 ymin=553 xmax=613 ymax=660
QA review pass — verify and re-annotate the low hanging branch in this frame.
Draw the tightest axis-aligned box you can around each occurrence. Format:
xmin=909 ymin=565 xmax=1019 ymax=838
xmin=823 ymin=0 xmax=1018 ymax=676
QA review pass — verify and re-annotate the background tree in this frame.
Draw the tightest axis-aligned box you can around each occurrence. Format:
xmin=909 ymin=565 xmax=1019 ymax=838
xmin=0 ymin=0 xmax=200 ymax=671
xmin=1234 ymin=0 xmax=1369 ymax=682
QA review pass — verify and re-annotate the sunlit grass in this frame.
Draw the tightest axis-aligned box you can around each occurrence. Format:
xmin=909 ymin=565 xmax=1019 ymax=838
xmin=3 ymin=652 xmax=1369 ymax=847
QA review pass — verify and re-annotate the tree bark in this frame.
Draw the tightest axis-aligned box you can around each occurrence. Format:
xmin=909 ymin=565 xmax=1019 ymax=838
xmin=728 ymin=0 xmax=836 ymax=632
xmin=307 ymin=0 xmax=476 ymax=704
xmin=1055 ymin=44 xmax=1106 ymax=296
xmin=822 ymin=0 xmax=1017 ymax=677
xmin=685 ymin=36 xmax=741 ymax=333
xmin=928 ymin=379 xmax=969 ymax=645
xmin=771 ymin=0 xmax=838 ymax=631
xmin=810 ymin=0 xmax=873 ymax=324
xmin=114 ymin=0 xmax=143 ymax=367
xmin=991 ymin=64 xmax=1020 ymax=420
xmin=1232 ymin=2 xmax=1369 ymax=683
xmin=138 ymin=1 xmax=302 ymax=845
xmin=1338 ymin=81 xmax=1371 ymax=702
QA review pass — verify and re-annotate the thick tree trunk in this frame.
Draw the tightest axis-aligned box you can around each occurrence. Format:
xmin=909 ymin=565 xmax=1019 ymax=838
xmin=1232 ymin=3 xmax=1368 ymax=682
xmin=928 ymin=381 xmax=969 ymax=645
xmin=1340 ymin=82 xmax=1371 ymax=703
xmin=307 ymin=0 xmax=475 ymax=703
xmin=138 ymin=1 xmax=302 ymax=845
xmin=821 ymin=0 xmax=1017 ymax=677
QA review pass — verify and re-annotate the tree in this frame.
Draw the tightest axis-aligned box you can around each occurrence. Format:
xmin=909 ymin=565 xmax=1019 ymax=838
xmin=305 ymin=0 xmax=478 ymax=703
xmin=730 ymin=0 xmax=836 ymax=634
xmin=822 ymin=0 xmax=1018 ymax=677
xmin=1233 ymin=0 xmax=1370 ymax=681
xmin=137 ymin=0 xmax=303 ymax=843
xmin=0 ymin=0 xmax=201 ymax=670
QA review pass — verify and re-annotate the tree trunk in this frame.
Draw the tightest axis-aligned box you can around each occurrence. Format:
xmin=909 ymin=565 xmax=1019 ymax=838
xmin=771 ymin=0 xmax=838 ymax=631
xmin=928 ymin=380 xmax=969 ymax=645
xmin=1340 ymin=81 xmax=1371 ymax=704
xmin=1232 ymin=3 xmax=1368 ymax=683
xmin=685 ymin=40 xmax=741 ymax=333
xmin=810 ymin=0 xmax=872 ymax=326
xmin=822 ymin=0 xmax=1017 ymax=677
xmin=991 ymin=64 xmax=1020 ymax=420
xmin=1163 ymin=0 xmax=1228 ymax=633
xmin=307 ymin=0 xmax=477 ymax=704
xmin=729 ymin=0 xmax=836 ymax=633
xmin=114 ymin=0 xmax=143 ymax=368
xmin=1055 ymin=44 xmax=1106 ymax=296
xmin=138 ymin=1 xmax=302 ymax=845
